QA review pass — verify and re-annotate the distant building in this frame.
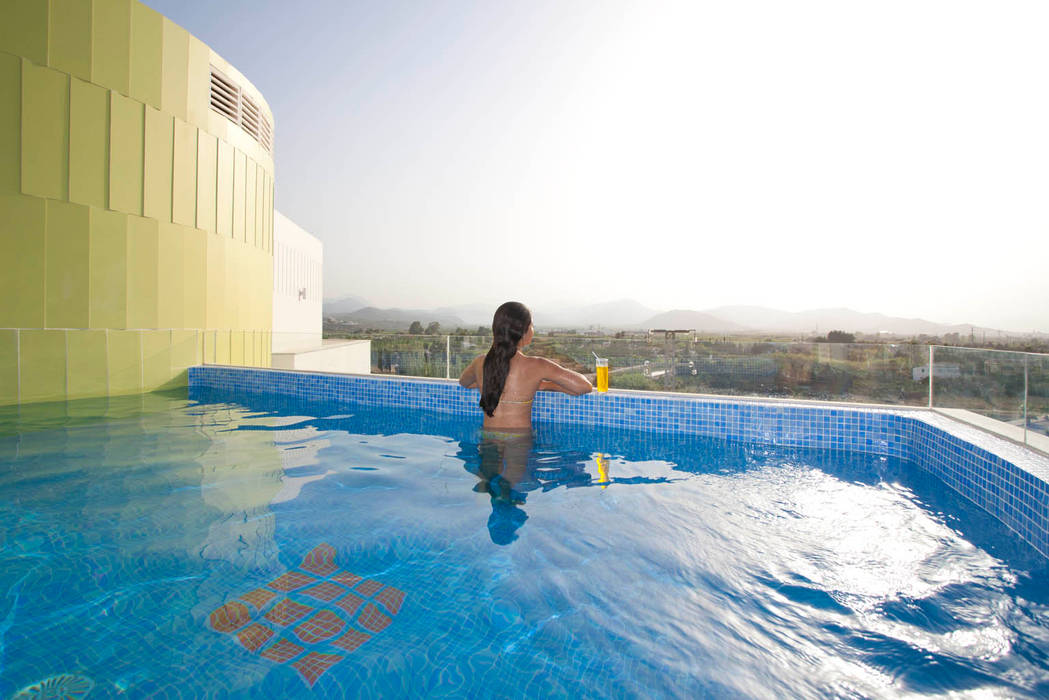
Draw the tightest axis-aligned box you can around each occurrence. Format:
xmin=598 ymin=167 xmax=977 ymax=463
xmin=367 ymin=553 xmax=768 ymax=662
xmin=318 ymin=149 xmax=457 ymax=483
xmin=271 ymin=212 xmax=369 ymax=373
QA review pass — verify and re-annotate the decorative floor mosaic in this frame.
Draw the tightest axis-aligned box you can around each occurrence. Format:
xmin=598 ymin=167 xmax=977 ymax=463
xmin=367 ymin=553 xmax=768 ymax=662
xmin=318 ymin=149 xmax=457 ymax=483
xmin=208 ymin=544 xmax=405 ymax=687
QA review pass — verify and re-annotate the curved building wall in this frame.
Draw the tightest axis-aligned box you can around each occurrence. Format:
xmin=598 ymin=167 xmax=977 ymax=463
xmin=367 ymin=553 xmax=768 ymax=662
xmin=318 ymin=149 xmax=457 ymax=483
xmin=0 ymin=0 xmax=275 ymax=404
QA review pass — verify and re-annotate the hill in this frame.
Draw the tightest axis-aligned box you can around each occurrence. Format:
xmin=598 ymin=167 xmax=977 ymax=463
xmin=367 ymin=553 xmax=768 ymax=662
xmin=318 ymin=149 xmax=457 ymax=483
xmin=327 ymin=306 xmax=465 ymax=331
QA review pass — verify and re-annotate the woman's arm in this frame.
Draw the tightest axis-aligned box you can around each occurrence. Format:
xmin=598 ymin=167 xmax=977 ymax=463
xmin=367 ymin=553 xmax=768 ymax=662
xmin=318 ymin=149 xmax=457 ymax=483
xmin=538 ymin=379 xmax=571 ymax=393
xmin=533 ymin=357 xmax=593 ymax=395
xmin=459 ymin=355 xmax=482 ymax=388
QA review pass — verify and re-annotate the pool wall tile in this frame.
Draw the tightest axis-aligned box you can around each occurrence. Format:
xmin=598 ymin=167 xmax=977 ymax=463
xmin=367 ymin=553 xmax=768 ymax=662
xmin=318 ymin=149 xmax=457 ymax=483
xmin=188 ymin=366 xmax=1049 ymax=559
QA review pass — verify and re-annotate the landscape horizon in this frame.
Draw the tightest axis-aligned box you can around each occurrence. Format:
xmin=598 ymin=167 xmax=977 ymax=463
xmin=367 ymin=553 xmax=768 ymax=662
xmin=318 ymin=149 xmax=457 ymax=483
xmin=323 ymin=294 xmax=1048 ymax=339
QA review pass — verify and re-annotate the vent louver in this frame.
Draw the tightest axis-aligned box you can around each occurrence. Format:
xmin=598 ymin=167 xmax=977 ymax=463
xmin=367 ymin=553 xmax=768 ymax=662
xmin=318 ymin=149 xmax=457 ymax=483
xmin=240 ymin=94 xmax=260 ymax=140
xmin=259 ymin=113 xmax=273 ymax=152
xmin=208 ymin=65 xmax=273 ymax=153
xmin=209 ymin=69 xmax=239 ymax=122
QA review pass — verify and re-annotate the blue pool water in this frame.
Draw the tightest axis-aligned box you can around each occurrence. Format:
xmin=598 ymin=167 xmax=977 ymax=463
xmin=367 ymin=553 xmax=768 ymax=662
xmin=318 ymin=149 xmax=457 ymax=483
xmin=1 ymin=390 xmax=1048 ymax=699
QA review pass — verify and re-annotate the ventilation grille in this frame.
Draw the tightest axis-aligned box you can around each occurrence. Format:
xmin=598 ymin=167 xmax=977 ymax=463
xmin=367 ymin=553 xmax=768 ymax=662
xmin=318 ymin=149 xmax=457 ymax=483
xmin=208 ymin=65 xmax=273 ymax=153
xmin=209 ymin=69 xmax=239 ymax=121
xmin=240 ymin=94 xmax=260 ymax=139
xmin=259 ymin=113 xmax=273 ymax=151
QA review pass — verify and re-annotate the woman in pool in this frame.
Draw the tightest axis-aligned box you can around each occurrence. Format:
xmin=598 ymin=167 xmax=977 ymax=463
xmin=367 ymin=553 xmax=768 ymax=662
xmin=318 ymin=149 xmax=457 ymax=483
xmin=459 ymin=301 xmax=592 ymax=430
xmin=459 ymin=301 xmax=591 ymax=544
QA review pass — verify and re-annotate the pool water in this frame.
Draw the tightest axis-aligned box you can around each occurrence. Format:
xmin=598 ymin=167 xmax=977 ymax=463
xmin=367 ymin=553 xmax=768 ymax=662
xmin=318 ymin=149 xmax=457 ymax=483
xmin=1 ymin=390 xmax=1048 ymax=699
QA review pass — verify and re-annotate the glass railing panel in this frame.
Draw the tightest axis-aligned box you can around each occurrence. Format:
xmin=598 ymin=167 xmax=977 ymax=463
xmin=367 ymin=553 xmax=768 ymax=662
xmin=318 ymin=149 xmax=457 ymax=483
xmin=369 ymin=335 xmax=449 ymax=377
xmin=588 ymin=339 xmax=928 ymax=405
xmin=930 ymin=346 xmax=1027 ymax=428
xmin=1030 ymin=353 xmax=1049 ymax=438
xmin=359 ymin=335 xmax=935 ymax=406
xmin=526 ymin=335 xmax=660 ymax=389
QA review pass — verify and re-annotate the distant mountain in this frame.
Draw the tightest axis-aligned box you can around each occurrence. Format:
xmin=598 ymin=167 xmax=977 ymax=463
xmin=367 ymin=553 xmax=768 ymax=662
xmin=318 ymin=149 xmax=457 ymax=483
xmin=640 ymin=310 xmax=746 ymax=333
xmin=324 ymin=295 xmax=370 ymax=315
xmin=324 ymin=297 xmax=1030 ymax=337
xmin=533 ymin=299 xmax=659 ymax=328
xmin=703 ymin=305 xmax=987 ymax=336
xmin=433 ymin=303 xmax=494 ymax=327
xmin=328 ymin=306 xmax=465 ymax=331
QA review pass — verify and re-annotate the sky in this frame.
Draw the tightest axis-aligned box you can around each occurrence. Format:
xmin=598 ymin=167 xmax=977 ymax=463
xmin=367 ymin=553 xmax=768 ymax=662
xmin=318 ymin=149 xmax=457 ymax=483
xmin=143 ymin=0 xmax=1049 ymax=332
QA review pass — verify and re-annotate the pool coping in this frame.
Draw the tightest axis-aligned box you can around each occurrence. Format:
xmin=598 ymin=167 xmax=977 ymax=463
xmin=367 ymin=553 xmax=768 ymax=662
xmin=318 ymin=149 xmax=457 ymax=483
xmin=189 ymin=365 xmax=1049 ymax=560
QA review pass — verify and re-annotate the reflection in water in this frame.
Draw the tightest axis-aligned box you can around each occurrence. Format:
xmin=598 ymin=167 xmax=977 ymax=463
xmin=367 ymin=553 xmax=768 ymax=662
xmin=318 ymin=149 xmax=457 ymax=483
xmin=460 ymin=431 xmax=674 ymax=545
xmin=595 ymin=453 xmax=610 ymax=488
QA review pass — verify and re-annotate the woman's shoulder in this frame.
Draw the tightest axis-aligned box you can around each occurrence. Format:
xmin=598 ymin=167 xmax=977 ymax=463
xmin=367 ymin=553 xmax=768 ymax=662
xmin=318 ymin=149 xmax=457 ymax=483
xmin=517 ymin=353 xmax=558 ymax=374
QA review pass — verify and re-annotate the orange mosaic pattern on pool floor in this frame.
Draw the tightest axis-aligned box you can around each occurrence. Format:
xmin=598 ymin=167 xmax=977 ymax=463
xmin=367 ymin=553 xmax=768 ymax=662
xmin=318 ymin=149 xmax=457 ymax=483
xmin=302 ymin=582 xmax=345 ymax=602
xmin=355 ymin=579 xmax=383 ymax=596
xmin=209 ymin=601 xmax=252 ymax=633
xmin=293 ymin=652 xmax=345 ymax=687
xmin=333 ymin=571 xmax=363 ymax=588
xmin=264 ymin=599 xmax=313 ymax=627
xmin=261 ymin=639 xmax=304 ymax=663
xmin=334 ymin=592 xmax=365 ymax=616
xmin=241 ymin=588 xmax=278 ymax=609
xmin=332 ymin=629 xmax=371 ymax=652
xmin=237 ymin=624 xmax=274 ymax=653
xmin=293 ymin=610 xmax=345 ymax=645
xmin=206 ymin=544 xmax=407 ymax=688
xmin=375 ymin=587 xmax=405 ymax=615
xmin=300 ymin=543 xmax=338 ymax=577
xmin=357 ymin=604 xmax=392 ymax=634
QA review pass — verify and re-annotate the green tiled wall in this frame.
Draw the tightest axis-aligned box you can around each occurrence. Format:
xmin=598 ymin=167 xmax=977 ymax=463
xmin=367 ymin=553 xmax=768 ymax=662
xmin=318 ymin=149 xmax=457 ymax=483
xmin=0 ymin=53 xmax=21 ymax=193
xmin=0 ymin=196 xmax=47 ymax=328
xmin=67 ymin=329 xmax=108 ymax=398
xmin=195 ymin=130 xmax=217 ymax=233
xmin=20 ymin=330 xmax=67 ymax=403
xmin=126 ymin=215 xmax=159 ymax=328
xmin=89 ymin=208 xmax=128 ymax=328
xmin=109 ymin=91 xmax=144 ymax=215
xmin=45 ymin=199 xmax=91 ymax=328
xmin=69 ymin=77 xmax=109 ymax=208
xmin=92 ymin=0 xmax=131 ymax=94
xmin=171 ymin=117 xmax=197 ymax=226
xmin=129 ymin=1 xmax=162 ymax=108
xmin=107 ymin=328 xmax=141 ymax=395
xmin=0 ymin=330 xmax=17 ymax=405
xmin=157 ymin=222 xmax=185 ymax=328
xmin=143 ymin=106 xmax=173 ymax=220
xmin=160 ymin=18 xmax=188 ymax=121
xmin=22 ymin=60 xmax=69 ymax=200
xmin=0 ymin=0 xmax=49 ymax=66
xmin=50 ymin=0 xmax=93 ymax=82
xmin=0 ymin=0 xmax=276 ymax=405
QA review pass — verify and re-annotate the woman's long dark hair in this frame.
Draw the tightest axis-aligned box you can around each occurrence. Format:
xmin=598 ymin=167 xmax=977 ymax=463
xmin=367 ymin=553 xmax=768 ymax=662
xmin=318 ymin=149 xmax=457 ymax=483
xmin=480 ymin=301 xmax=532 ymax=417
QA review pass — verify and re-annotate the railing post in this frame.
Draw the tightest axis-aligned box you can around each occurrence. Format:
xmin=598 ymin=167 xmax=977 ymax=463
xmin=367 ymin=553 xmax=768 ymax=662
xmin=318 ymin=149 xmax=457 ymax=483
xmin=445 ymin=335 xmax=451 ymax=379
xmin=1024 ymin=354 xmax=1029 ymax=446
xmin=928 ymin=345 xmax=934 ymax=409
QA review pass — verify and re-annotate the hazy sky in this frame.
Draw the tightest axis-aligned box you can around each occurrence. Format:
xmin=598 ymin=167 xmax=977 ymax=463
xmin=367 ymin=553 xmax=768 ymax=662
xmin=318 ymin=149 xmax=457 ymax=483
xmin=144 ymin=0 xmax=1048 ymax=332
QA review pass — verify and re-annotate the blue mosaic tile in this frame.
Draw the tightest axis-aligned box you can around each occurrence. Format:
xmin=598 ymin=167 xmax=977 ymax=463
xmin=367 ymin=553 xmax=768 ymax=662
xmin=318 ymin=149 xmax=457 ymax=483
xmin=188 ymin=366 xmax=1049 ymax=559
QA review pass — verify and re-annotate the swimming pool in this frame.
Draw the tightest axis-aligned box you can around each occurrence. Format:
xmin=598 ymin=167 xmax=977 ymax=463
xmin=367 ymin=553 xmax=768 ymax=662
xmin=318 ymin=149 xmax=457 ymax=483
xmin=1 ymin=377 xmax=1048 ymax=698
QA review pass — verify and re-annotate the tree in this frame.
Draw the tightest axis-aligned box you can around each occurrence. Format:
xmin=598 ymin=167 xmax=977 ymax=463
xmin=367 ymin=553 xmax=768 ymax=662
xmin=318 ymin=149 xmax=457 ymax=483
xmin=425 ymin=321 xmax=441 ymax=335
xmin=827 ymin=330 xmax=855 ymax=343
xmin=409 ymin=321 xmax=423 ymax=334
xmin=475 ymin=325 xmax=490 ymax=336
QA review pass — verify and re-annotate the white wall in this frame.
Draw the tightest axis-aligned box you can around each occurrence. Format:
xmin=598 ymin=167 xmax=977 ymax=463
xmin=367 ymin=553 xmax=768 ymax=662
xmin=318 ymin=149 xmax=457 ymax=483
xmin=271 ymin=339 xmax=371 ymax=374
xmin=273 ymin=211 xmax=323 ymax=352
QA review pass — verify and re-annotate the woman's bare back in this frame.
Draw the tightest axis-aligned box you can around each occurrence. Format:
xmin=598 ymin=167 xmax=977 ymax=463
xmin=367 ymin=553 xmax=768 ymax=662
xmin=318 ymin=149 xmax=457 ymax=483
xmin=460 ymin=352 xmax=592 ymax=429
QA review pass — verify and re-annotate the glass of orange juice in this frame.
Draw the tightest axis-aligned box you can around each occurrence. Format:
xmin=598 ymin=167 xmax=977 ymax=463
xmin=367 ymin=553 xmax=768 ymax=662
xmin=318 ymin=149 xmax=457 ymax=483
xmin=596 ymin=357 xmax=609 ymax=392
